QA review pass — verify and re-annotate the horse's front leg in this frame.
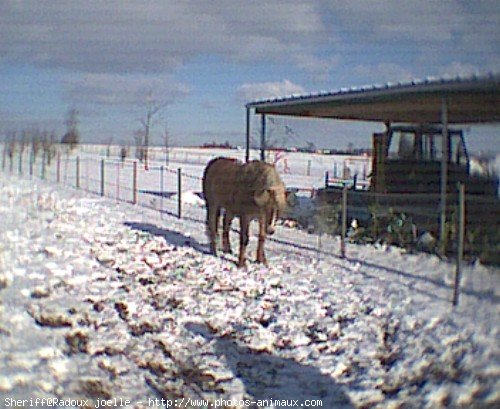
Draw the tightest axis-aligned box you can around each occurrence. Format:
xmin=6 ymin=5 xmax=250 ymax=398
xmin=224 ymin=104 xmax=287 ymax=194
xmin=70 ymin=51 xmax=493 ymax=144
xmin=256 ymin=213 xmax=267 ymax=265
xmin=238 ymin=215 xmax=250 ymax=268
xmin=222 ymin=211 xmax=233 ymax=254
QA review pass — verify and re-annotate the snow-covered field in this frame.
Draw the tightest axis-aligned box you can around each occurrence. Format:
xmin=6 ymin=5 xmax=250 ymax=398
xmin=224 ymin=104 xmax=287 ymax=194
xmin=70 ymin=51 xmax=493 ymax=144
xmin=1 ymin=165 xmax=499 ymax=408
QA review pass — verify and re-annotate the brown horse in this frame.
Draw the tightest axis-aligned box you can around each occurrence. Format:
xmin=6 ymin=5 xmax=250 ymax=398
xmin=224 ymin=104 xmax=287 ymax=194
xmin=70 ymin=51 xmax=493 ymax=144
xmin=202 ymin=157 xmax=287 ymax=267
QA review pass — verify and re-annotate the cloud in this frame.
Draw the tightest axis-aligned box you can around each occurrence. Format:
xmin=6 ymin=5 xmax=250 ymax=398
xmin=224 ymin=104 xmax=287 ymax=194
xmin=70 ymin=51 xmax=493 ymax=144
xmin=294 ymin=53 xmax=342 ymax=82
xmin=349 ymin=63 xmax=413 ymax=85
xmin=325 ymin=1 xmax=499 ymax=70
xmin=0 ymin=109 xmax=62 ymax=134
xmin=236 ymin=79 xmax=305 ymax=102
xmin=0 ymin=0 xmax=325 ymax=74
xmin=0 ymin=1 xmax=498 ymax=97
xmin=63 ymin=73 xmax=190 ymax=107
xmin=328 ymin=1 xmax=462 ymax=43
xmin=438 ymin=62 xmax=482 ymax=78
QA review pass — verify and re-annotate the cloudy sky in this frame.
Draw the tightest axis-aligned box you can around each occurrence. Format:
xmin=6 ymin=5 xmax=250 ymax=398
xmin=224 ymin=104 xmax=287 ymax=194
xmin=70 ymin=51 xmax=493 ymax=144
xmin=1 ymin=0 xmax=499 ymax=151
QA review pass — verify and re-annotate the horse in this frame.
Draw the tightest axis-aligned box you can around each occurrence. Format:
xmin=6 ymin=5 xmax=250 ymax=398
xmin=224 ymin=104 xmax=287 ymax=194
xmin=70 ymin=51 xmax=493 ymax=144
xmin=202 ymin=157 xmax=287 ymax=267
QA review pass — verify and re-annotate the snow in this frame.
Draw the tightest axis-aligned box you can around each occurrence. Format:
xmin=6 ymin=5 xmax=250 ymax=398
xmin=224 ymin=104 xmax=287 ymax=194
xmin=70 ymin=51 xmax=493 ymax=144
xmin=0 ymin=165 xmax=499 ymax=408
xmin=172 ymin=190 xmax=205 ymax=206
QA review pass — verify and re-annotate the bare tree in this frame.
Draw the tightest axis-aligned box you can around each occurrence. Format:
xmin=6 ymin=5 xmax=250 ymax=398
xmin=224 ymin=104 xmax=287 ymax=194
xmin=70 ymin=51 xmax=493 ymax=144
xmin=161 ymin=120 xmax=173 ymax=166
xmin=30 ymin=130 xmax=42 ymax=162
xmin=138 ymin=91 xmax=167 ymax=170
xmin=120 ymin=144 xmax=129 ymax=164
xmin=251 ymin=117 xmax=291 ymax=156
xmin=105 ymin=137 xmax=113 ymax=158
xmin=133 ymin=128 xmax=145 ymax=162
xmin=41 ymin=130 xmax=57 ymax=165
xmin=6 ymin=131 xmax=16 ymax=171
xmin=19 ymin=130 xmax=28 ymax=159
xmin=61 ymin=108 xmax=80 ymax=150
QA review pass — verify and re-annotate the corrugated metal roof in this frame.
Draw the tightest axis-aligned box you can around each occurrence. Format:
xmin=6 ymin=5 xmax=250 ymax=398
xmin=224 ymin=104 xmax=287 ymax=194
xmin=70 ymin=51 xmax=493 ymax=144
xmin=245 ymin=73 xmax=500 ymax=124
xmin=246 ymin=73 xmax=499 ymax=107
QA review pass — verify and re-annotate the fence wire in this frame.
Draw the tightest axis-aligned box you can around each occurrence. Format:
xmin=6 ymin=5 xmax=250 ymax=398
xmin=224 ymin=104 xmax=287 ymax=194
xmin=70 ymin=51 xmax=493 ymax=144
xmin=2 ymin=143 xmax=498 ymax=268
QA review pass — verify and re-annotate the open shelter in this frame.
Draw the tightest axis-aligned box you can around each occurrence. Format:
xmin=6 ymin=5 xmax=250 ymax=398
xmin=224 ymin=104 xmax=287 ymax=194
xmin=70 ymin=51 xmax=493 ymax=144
xmin=245 ymin=73 xmax=500 ymax=243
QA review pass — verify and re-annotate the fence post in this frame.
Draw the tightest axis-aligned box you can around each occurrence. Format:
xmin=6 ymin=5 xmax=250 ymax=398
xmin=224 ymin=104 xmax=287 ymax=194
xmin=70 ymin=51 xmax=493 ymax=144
xmin=85 ymin=156 xmax=89 ymax=190
xmin=307 ymin=160 xmax=311 ymax=176
xmin=29 ymin=150 xmax=34 ymax=178
xmin=100 ymin=159 xmax=105 ymax=196
xmin=160 ymin=165 xmax=164 ymax=217
xmin=177 ymin=168 xmax=182 ymax=219
xmin=18 ymin=150 xmax=22 ymax=175
xmin=132 ymin=161 xmax=137 ymax=204
xmin=41 ymin=150 xmax=46 ymax=180
xmin=56 ymin=153 xmax=60 ymax=183
xmin=324 ymin=171 xmax=329 ymax=188
xmin=453 ymin=183 xmax=465 ymax=306
xmin=340 ymin=185 xmax=348 ymax=258
xmin=116 ymin=161 xmax=120 ymax=201
xmin=76 ymin=156 xmax=80 ymax=189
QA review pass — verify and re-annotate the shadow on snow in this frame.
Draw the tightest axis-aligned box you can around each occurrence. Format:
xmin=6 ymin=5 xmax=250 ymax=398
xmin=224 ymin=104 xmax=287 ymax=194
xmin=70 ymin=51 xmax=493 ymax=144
xmin=184 ymin=322 xmax=354 ymax=408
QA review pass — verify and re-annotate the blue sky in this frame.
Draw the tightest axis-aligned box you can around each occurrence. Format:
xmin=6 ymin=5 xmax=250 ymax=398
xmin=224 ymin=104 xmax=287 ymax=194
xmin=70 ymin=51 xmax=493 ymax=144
xmin=1 ymin=0 xmax=499 ymax=153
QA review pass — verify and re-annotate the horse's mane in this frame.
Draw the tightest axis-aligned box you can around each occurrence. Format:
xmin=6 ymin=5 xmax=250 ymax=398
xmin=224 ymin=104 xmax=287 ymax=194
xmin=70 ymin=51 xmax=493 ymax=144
xmin=240 ymin=161 xmax=277 ymax=189
xmin=239 ymin=161 xmax=287 ymax=210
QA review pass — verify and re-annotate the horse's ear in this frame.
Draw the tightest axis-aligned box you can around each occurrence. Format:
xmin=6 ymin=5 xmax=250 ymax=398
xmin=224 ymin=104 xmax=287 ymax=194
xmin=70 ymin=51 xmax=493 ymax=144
xmin=254 ymin=189 xmax=270 ymax=207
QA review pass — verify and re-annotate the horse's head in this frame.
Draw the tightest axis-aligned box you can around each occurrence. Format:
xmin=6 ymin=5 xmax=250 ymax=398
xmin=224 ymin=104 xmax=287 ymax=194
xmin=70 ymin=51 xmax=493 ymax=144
xmin=254 ymin=183 xmax=287 ymax=235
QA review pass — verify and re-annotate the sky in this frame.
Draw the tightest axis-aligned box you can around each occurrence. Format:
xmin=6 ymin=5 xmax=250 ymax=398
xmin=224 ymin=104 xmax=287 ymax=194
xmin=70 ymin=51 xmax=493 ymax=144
xmin=0 ymin=0 xmax=499 ymax=153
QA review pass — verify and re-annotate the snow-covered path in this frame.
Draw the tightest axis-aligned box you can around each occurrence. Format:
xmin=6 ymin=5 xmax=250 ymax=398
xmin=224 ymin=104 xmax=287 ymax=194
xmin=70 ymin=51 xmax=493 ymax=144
xmin=0 ymin=172 xmax=499 ymax=408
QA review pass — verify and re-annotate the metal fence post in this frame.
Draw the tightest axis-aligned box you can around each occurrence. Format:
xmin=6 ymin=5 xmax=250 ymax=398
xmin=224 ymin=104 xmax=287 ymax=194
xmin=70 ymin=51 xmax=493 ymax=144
xmin=133 ymin=161 xmax=137 ymax=204
xmin=177 ymin=168 xmax=182 ymax=218
xmin=29 ymin=150 xmax=34 ymax=178
xmin=160 ymin=165 xmax=164 ymax=217
xmin=18 ymin=150 xmax=23 ymax=175
xmin=56 ymin=153 xmax=60 ymax=183
xmin=116 ymin=161 xmax=120 ymax=201
xmin=76 ymin=156 xmax=80 ymax=189
xmin=453 ymin=183 xmax=465 ymax=306
xmin=100 ymin=159 xmax=105 ymax=196
xmin=85 ymin=156 xmax=89 ymax=190
xmin=340 ymin=185 xmax=348 ymax=258
xmin=307 ymin=160 xmax=311 ymax=176
xmin=41 ymin=150 xmax=46 ymax=179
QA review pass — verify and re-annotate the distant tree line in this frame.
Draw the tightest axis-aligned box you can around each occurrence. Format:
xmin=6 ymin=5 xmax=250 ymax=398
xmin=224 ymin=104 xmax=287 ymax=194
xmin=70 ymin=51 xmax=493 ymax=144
xmin=202 ymin=141 xmax=236 ymax=149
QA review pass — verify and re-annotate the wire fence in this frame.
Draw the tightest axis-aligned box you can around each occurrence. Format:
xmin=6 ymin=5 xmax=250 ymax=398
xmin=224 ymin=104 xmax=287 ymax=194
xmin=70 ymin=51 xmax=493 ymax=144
xmin=1 ymin=143 xmax=500 ymax=305
xmin=0 ymin=144 xmax=207 ymax=224
xmin=2 ymin=142 xmax=499 ymax=304
xmin=2 ymin=143 xmax=498 ymax=252
xmin=78 ymin=143 xmax=372 ymax=188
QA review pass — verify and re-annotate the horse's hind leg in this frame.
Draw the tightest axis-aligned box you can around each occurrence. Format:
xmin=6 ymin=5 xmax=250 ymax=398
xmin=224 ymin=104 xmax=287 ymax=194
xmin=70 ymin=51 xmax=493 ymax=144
xmin=207 ymin=204 xmax=219 ymax=255
xmin=222 ymin=211 xmax=233 ymax=254
xmin=256 ymin=213 xmax=268 ymax=265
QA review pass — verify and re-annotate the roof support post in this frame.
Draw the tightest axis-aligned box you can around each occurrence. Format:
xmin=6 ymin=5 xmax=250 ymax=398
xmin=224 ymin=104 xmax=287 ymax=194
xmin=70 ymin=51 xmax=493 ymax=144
xmin=245 ymin=106 xmax=251 ymax=163
xmin=439 ymin=97 xmax=449 ymax=250
xmin=260 ymin=114 xmax=266 ymax=161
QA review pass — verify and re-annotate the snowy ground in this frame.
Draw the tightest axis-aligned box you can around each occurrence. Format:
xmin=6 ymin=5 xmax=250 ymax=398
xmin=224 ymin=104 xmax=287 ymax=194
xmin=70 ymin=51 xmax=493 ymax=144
xmin=1 ymin=171 xmax=499 ymax=409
